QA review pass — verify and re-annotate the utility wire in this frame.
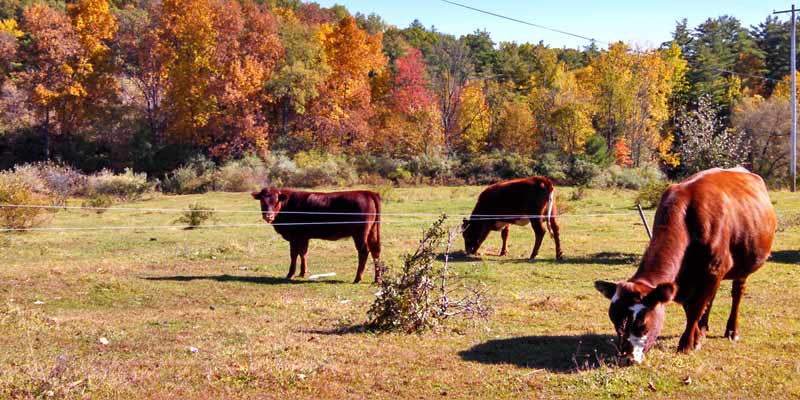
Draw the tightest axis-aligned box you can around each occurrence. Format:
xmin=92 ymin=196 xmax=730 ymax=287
xmin=439 ymin=0 xmax=780 ymax=83
xmin=438 ymin=0 xmax=604 ymax=45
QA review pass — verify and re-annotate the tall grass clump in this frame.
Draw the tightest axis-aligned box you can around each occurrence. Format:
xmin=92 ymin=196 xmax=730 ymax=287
xmin=174 ymin=203 xmax=217 ymax=229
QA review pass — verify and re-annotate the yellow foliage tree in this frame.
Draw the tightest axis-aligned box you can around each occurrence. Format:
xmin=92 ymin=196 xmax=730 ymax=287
xmin=457 ymin=80 xmax=491 ymax=154
xmin=772 ymin=71 xmax=800 ymax=101
xmin=310 ymin=16 xmax=386 ymax=152
xmin=159 ymin=0 xmax=219 ymax=142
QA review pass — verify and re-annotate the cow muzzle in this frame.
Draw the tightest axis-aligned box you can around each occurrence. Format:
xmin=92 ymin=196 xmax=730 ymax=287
xmin=262 ymin=213 xmax=276 ymax=223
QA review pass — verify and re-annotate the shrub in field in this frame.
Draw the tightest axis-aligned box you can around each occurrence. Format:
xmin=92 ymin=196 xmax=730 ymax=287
xmin=457 ymin=151 xmax=536 ymax=184
xmin=0 ymin=172 xmax=55 ymax=230
xmin=533 ymin=152 xmax=568 ymax=183
xmin=262 ymin=153 xmax=300 ymax=187
xmin=289 ymin=151 xmax=358 ymax=187
xmin=569 ymin=185 xmax=587 ymax=202
xmin=405 ymin=152 xmax=456 ymax=184
xmin=161 ymin=165 xmax=212 ymax=195
xmin=14 ymin=162 xmax=87 ymax=203
xmin=82 ymin=193 xmax=115 ymax=214
xmin=88 ymin=169 xmax=153 ymax=201
xmin=215 ymin=156 xmax=269 ymax=192
xmin=566 ymin=158 xmax=600 ymax=186
xmin=592 ymin=165 xmax=664 ymax=190
xmin=161 ymin=155 xmax=216 ymax=194
xmin=174 ymin=203 xmax=216 ymax=229
xmin=368 ymin=216 xmax=491 ymax=333
xmin=373 ymin=183 xmax=395 ymax=203
xmin=635 ymin=180 xmax=671 ymax=209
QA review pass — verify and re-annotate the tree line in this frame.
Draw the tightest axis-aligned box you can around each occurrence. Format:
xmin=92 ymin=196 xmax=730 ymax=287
xmin=0 ymin=0 xmax=797 ymax=185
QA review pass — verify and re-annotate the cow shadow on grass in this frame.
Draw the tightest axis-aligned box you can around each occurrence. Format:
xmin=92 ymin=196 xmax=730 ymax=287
xmin=557 ymin=252 xmax=640 ymax=266
xmin=459 ymin=333 xmax=618 ymax=373
xmin=301 ymin=324 xmax=370 ymax=336
xmin=435 ymin=250 xmax=483 ymax=263
xmin=769 ymin=250 xmax=800 ymax=265
xmin=143 ymin=275 xmax=347 ymax=285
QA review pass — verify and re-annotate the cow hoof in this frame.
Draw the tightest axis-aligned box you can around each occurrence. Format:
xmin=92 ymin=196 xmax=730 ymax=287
xmin=556 ymin=254 xmax=564 ymax=261
xmin=499 ymin=252 xmax=507 ymax=257
xmin=353 ymin=277 xmax=362 ymax=284
xmin=285 ymin=274 xmax=294 ymax=280
xmin=725 ymin=331 xmax=740 ymax=342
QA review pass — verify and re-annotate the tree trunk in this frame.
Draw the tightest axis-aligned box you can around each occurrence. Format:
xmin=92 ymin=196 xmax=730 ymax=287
xmin=43 ymin=111 xmax=51 ymax=161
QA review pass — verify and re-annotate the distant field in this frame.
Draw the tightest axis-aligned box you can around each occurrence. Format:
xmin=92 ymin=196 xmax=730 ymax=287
xmin=1 ymin=186 xmax=799 ymax=399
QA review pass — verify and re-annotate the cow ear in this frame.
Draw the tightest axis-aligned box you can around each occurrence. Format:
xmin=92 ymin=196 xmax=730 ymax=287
xmin=594 ymin=280 xmax=617 ymax=300
xmin=642 ymin=282 xmax=676 ymax=307
xmin=251 ymin=191 xmax=262 ymax=199
xmin=278 ymin=193 xmax=288 ymax=202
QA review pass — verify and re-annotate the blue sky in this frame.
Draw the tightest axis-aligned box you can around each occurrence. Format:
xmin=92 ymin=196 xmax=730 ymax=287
xmin=316 ymin=0 xmax=793 ymax=49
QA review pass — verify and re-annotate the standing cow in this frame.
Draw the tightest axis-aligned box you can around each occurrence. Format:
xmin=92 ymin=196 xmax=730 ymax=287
xmin=252 ymin=188 xmax=382 ymax=283
xmin=461 ymin=177 xmax=563 ymax=260
xmin=595 ymin=167 xmax=776 ymax=363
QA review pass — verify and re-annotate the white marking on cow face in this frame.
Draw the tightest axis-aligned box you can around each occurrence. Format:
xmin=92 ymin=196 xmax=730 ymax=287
xmin=629 ymin=304 xmax=646 ymax=319
xmin=611 ymin=291 xmax=620 ymax=304
xmin=630 ymin=334 xmax=648 ymax=363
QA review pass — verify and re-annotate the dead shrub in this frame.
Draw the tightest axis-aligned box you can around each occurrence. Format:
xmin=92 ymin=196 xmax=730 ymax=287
xmin=367 ymin=216 xmax=491 ymax=333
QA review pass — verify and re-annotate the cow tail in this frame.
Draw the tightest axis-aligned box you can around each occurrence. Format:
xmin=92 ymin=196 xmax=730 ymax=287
xmin=372 ymin=193 xmax=381 ymax=244
xmin=545 ymin=185 xmax=555 ymax=238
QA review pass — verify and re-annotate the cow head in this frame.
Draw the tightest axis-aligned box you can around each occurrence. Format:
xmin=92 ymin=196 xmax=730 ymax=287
xmin=461 ymin=218 xmax=489 ymax=255
xmin=594 ymin=280 xmax=676 ymax=364
xmin=251 ymin=188 xmax=288 ymax=223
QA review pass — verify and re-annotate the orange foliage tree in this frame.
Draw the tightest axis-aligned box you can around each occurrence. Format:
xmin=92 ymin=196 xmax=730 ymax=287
xmin=304 ymin=16 xmax=386 ymax=153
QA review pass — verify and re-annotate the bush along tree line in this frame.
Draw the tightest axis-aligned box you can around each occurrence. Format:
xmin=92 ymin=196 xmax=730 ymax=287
xmin=1 ymin=1 xmax=798 ymax=188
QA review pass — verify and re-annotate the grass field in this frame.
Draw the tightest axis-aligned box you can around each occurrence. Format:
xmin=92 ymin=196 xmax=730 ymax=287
xmin=2 ymin=186 xmax=800 ymax=399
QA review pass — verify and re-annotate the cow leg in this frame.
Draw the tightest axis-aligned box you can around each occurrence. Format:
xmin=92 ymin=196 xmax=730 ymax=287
xmin=287 ymin=240 xmax=299 ymax=280
xmin=499 ymin=225 xmax=510 ymax=256
xmin=353 ymin=235 xmax=369 ymax=284
xmin=297 ymin=239 xmax=310 ymax=278
xmin=698 ymin=293 xmax=716 ymax=339
xmin=529 ymin=219 xmax=545 ymax=260
xmin=678 ymin=277 xmax=721 ymax=353
xmin=725 ymin=279 xmax=746 ymax=342
xmin=368 ymin=224 xmax=382 ymax=283
xmin=549 ymin=215 xmax=564 ymax=261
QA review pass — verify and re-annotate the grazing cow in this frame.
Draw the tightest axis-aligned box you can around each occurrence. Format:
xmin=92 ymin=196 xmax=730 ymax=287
xmin=461 ymin=177 xmax=563 ymax=260
xmin=251 ymin=188 xmax=382 ymax=283
xmin=595 ymin=167 xmax=776 ymax=363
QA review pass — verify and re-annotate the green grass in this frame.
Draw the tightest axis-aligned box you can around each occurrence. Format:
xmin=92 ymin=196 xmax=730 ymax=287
xmin=2 ymin=186 xmax=800 ymax=399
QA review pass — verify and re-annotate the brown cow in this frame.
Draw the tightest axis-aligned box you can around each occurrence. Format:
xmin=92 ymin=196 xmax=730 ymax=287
xmin=595 ymin=167 xmax=776 ymax=363
xmin=461 ymin=177 xmax=563 ymax=260
xmin=251 ymin=188 xmax=382 ymax=283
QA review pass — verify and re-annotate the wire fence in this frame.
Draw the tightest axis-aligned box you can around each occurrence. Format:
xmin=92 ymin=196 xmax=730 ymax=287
xmin=1 ymin=203 xmax=795 ymax=233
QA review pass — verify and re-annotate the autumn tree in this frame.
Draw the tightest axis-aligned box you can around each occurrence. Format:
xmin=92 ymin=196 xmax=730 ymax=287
xmin=457 ymin=80 xmax=490 ymax=153
xmin=677 ymin=95 xmax=749 ymax=174
xmin=304 ymin=15 xmax=385 ymax=152
xmin=373 ymin=46 xmax=441 ymax=155
xmin=66 ymin=0 xmax=119 ymax=131
xmin=205 ymin=0 xmax=283 ymax=158
xmin=16 ymin=4 xmax=84 ymax=158
xmin=268 ymin=7 xmax=329 ymax=148
xmin=159 ymin=0 xmax=218 ymax=144
xmin=732 ymin=95 xmax=792 ymax=184
xmin=0 ymin=18 xmax=21 ymax=82
xmin=116 ymin=4 xmax=170 ymax=140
